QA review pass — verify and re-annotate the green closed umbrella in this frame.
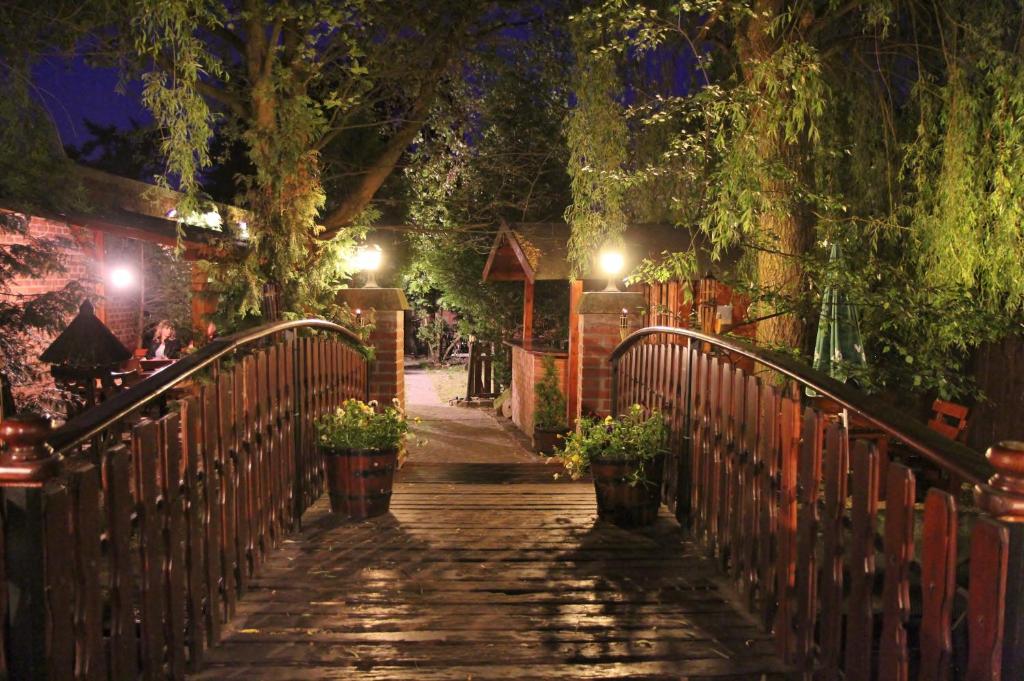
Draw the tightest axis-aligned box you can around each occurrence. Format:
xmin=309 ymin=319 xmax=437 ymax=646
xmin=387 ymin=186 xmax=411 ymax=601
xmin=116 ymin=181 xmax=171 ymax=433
xmin=811 ymin=244 xmax=867 ymax=392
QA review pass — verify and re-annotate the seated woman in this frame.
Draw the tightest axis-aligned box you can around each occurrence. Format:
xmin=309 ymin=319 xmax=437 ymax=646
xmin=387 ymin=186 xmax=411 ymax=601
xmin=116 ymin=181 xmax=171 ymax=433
xmin=146 ymin=320 xmax=182 ymax=360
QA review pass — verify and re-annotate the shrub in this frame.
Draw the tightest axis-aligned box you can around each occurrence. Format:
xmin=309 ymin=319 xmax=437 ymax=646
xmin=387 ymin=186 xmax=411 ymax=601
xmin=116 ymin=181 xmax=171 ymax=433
xmin=534 ymin=355 xmax=567 ymax=430
xmin=556 ymin=405 xmax=667 ymax=483
xmin=317 ymin=398 xmax=409 ymax=452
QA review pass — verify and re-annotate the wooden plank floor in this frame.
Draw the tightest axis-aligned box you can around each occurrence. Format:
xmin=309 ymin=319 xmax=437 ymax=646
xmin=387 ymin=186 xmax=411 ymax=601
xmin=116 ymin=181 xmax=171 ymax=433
xmin=192 ymin=463 xmax=792 ymax=680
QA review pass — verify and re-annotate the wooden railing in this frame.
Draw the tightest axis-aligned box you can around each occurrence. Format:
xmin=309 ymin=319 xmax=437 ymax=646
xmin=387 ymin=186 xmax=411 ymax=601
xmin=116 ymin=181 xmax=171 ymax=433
xmin=0 ymin=319 xmax=368 ymax=681
xmin=611 ymin=326 xmax=1024 ymax=681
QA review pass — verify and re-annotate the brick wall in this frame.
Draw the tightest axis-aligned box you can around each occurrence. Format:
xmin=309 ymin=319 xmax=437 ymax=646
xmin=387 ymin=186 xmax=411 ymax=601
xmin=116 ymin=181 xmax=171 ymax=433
xmin=102 ymin=234 xmax=143 ymax=349
xmin=367 ymin=310 xmax=405 ymax=407
xmin=510 ymin=345 xmax=567 ymax=435
xmin=575 ymin=293 xmax=645 ymax=421
xmin=1 ymin=215 xmax=152 ymax=411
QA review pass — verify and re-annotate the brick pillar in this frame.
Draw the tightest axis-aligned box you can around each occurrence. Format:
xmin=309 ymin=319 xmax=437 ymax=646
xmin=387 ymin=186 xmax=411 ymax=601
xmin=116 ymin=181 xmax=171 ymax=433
xmin=335 ymin=288 xmax=409 ymax=407
xmin=575 ymin=291 xmax=645 ymax=421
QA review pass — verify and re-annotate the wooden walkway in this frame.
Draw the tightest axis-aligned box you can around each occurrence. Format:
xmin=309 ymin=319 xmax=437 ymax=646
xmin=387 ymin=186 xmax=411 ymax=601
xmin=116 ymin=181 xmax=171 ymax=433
xmin=192 ymin=462 xmax=792 ymax=680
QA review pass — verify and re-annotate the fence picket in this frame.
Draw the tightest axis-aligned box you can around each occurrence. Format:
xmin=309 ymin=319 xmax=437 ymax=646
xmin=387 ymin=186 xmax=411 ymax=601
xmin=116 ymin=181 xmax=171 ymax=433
xmin=920 ymin=489 xmax=957 ymax=681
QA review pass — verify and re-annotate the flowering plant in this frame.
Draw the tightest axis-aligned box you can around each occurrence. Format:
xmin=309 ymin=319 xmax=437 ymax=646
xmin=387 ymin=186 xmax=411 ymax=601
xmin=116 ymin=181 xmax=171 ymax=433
xmin=316 ymin=398 xmax=409 ymax=451
xmin=555 ymin=405 xmax=667 ymax=483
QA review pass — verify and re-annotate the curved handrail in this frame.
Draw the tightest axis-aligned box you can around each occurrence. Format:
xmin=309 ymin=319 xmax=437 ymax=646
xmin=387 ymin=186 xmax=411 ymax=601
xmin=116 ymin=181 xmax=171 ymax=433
xmin=47 ymin=318 xmax=366 ymax=456
xmin=611 ymin=326 xmax=992 ymax=485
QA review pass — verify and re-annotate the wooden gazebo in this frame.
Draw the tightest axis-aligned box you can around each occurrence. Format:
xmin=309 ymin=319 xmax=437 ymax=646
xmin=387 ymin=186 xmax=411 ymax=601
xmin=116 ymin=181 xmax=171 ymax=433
xmin=482 ymin=221 xmax=714 ymax=436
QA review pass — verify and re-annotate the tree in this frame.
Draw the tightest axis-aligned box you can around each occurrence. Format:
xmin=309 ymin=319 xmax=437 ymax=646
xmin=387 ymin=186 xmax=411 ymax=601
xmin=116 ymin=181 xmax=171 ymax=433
xmin=401 ymin=3 xmax=574 ymax=380
xmin=0 ymin=0 xmax=110 ymax=414
xmin=563 ymin=1 xmax=1024 ymax=403
xmin=127 ymin=0 xmax=528 ymax=325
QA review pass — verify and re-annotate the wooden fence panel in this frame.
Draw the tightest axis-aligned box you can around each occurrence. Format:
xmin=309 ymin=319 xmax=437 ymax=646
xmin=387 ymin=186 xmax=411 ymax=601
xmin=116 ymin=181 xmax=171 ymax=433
xmin=102 ymin=446 xmax=138 ymax=680
xmin=920 ymin=489 xmax=957 ymax=681
xmin=201 ymin=383 xmax=224 ymax=640
xmin=218 ymin=370 xmax=238 ymax=619
xmin=967 ymin=518 xmax=1009 ymax=681
xmin=773 ymin=395 xmax=800 ymax=659
xmin=69 ymin=461 xmax=106 ymax=681
xmin=160 ymin=412 xmax=188 ymax=680
xmin=44 ymin=482 xmax=74 ymax=680
xmin=182 ymin=396 xmax=207 ymax=671
xmin=793 ymin=409 xmax=823 ymax=668
xmin=845 ymin=441 xmax=880 ymax=681
xmin=135 ymin=419 xmax=167 ymax=680
xmin=757 ymin=382 xmax=779 ymax=627
xmin=819 ymin=421 xmax=848 ymax=681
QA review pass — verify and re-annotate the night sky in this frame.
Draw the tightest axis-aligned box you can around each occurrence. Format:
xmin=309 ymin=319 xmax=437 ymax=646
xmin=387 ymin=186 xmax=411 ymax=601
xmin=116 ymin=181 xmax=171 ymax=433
xmin=32 ymin=55 xmax=150 ymax=151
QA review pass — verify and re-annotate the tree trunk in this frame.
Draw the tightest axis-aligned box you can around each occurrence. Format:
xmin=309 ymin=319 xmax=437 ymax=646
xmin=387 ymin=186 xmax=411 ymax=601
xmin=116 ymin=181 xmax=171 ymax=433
xmin=740 ymin=0 xmax=814 ymax=350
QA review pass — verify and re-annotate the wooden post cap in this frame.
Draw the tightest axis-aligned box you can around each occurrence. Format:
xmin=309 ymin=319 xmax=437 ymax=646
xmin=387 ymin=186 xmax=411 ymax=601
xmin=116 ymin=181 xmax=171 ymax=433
xmin=975 ymin=441 xmax=1024 ymax=520
xmin=0 ymin=414 xmax=60 ymax=485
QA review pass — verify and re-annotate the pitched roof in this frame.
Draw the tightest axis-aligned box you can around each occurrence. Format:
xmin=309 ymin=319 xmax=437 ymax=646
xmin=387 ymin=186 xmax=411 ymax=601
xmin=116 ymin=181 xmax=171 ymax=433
xmin=482 ymin=221 xmax=732 ymax=283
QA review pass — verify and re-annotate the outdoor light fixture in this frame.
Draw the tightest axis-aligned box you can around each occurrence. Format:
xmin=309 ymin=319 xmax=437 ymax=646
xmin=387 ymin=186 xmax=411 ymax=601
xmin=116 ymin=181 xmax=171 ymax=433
xmin=599 ymin=249 xmax=625 ymax=292
xmin=355 ymin=244 xmax=383 ymax=288
xmin=355 ymin=308 xmax=363 ymax=326
xmin=108 ymin=265 xmax=136 ymax=291
xmin=619 ymin=307 xmax=630 ymax=341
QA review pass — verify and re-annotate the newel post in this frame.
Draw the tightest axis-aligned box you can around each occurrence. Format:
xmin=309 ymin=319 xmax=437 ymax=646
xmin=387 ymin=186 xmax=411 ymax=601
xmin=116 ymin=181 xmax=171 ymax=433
xmin=0 ymin=415 xmax=63 ymax=680
xmin=336 ymin=288 xmax=411 ymax=408
xmin=974 ymin=440 xmax=1024 ymax=681
xmin=575 ymin=291 xmax=645 ymax=421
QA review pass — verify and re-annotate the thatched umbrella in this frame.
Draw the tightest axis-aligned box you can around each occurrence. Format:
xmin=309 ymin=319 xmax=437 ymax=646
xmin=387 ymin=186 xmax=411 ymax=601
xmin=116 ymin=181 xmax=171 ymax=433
xmin=40 ymin=300 xmax=132 ymax=416
xmin=40 ymin=300 xmax=131 ymax=369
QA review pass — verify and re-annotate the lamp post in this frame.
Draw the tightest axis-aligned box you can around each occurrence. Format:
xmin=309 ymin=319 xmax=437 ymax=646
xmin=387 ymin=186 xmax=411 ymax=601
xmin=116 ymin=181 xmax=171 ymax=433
xmin=355 ymin=244 xmax=383 ymax=288
xmin=599 ymin=249 xmax=625 ymax=292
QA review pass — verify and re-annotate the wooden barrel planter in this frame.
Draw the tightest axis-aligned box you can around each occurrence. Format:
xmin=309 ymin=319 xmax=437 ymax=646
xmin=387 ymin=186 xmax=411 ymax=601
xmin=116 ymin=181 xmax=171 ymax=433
xmin=590 ymin=454 xmax=665 ymax=527
xmin=323 ymin=448 xmax=398 ymax=519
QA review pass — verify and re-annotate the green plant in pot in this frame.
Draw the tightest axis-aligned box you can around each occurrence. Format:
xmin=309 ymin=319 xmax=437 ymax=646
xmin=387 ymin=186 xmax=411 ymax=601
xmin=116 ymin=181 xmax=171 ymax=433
xmin=556 ymin=405 xmax=668 ymax=527
xmin=533 ymin=355 xmax=569 ymax=455
xmin=317 ymin=398 xmax=409 ymax=519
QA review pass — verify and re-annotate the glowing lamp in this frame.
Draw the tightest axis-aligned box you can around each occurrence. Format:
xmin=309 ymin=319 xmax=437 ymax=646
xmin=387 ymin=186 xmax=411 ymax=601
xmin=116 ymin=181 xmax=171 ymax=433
xmin=355 ymin=244 xmax=383 ymax=288
xmin=599 ymin=249 xmax=625 ymax=291
xmin=108 ymin=265 xmax=135 ymax=290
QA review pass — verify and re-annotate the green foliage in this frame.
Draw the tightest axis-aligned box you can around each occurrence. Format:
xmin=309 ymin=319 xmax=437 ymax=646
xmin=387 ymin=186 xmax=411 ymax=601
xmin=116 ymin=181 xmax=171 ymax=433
xmin=127 ymin=1 xmax=493 ymax=327
xmin=0 ymin=2 xmax=101 ymax=413
xmin=562 ymin=0 xmax=1024 ymax=404
xmin=143 ymin=243 xmax=194 ymax=344
xmin=316 ymin=398 xmax=410 ymax=452
xmin=534 ymin=355 xmax=567 ymax=430
xmin=556 ymin=405 xmax=667 ymax=483
xmin=563 ymin=34 xmax=630 ymax=275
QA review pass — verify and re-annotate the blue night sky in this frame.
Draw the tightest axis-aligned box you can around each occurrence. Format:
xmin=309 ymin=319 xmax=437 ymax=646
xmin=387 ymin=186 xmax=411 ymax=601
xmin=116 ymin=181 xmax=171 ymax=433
xmin=32 ymin=55 xmax=151 ymax=151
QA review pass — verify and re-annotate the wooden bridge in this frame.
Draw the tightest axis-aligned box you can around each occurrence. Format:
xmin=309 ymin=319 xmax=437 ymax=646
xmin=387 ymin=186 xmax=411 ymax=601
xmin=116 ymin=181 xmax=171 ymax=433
xmin=0 ymin=320 xmax=1021 ymax=680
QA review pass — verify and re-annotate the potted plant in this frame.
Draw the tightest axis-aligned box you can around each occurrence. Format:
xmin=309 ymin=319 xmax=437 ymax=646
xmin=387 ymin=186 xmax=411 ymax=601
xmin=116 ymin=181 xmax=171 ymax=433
xmin=533 ymin=355 xmax=569 ymax=455
xmin=316 ymin=398 xmax=409 ymax=519
xmin=556 ymin=405 xmax=668 ymax=527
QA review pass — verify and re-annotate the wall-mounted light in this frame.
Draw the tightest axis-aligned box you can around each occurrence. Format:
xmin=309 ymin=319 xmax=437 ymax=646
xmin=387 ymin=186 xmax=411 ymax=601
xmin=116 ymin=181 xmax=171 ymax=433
xmin=355 ymin=308 xmax=363 ymax=326
xmin=599 ymin=249 xmax=625 ymax=292
xmin=354 ymin=245 xmax=383 ymax=288
xmin=619 ymin=307 xmax=630 ymax=341
xmin=108 ymin=265 xmax=136 ymax=291
xmin=238 ymin=220 xmax=250 ymax=239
